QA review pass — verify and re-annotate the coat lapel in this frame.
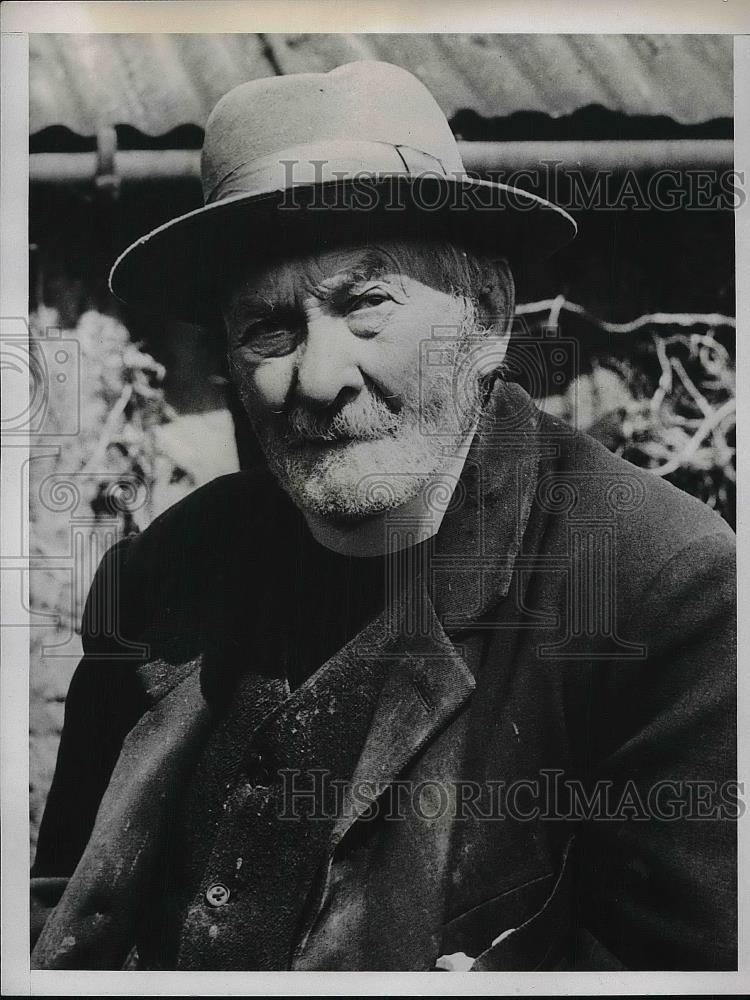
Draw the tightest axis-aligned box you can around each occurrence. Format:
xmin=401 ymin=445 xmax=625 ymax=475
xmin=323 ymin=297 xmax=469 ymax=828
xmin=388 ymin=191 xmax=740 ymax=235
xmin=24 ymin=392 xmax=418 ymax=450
xmin=330 ymin=578 xmax=475 ymax=846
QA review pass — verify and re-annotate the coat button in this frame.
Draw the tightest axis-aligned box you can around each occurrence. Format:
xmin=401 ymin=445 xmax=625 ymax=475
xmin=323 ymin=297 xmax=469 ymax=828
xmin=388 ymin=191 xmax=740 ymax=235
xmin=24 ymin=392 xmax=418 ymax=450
xmin=205 ymin=883 xmax=231 ymax=907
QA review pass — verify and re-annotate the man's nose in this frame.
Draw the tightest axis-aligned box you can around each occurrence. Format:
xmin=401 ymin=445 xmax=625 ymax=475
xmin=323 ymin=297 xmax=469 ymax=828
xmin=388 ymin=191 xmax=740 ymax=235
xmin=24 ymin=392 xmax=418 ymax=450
xmin=294 ymin=313 xmax=365 ymax=406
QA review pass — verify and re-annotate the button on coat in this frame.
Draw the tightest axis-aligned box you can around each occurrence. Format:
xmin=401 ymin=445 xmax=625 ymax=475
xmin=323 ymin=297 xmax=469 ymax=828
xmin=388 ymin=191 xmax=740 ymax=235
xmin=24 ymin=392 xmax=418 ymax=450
xmin=205 ymin=884 xmax=231 ymax=907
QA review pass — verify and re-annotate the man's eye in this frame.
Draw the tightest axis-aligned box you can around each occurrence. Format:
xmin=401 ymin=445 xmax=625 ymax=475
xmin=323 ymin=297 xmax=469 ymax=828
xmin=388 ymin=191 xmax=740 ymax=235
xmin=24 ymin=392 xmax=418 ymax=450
xmin=348 ymin=291 xmax=392 ymax=311
xmin=236 ymin=326 xmax=299 ymax=357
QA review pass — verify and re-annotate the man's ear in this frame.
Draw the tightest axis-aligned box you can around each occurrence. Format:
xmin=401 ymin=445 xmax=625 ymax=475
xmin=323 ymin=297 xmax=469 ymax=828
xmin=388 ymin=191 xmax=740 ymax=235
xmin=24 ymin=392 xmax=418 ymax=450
xmin=476 ymin=257 xmax=515 ymax=337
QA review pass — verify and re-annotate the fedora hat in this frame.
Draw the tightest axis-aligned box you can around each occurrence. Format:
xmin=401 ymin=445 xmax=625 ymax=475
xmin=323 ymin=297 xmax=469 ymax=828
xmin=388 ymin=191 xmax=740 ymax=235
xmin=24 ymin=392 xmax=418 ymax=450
xmin=109 ymin=60 xmax=576 ymax=324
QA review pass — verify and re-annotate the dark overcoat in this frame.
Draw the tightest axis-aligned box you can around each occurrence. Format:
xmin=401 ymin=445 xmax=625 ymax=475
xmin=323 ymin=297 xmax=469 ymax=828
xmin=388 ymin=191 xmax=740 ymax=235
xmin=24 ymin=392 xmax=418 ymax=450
xmin=30 ymin=382 xmax=737 ymax=971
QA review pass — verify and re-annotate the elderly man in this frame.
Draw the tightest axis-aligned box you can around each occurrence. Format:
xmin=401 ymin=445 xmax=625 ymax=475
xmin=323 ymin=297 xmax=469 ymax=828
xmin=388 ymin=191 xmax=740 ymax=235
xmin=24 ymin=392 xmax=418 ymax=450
xmin=30 ymin=61 xmax=736 ymax=972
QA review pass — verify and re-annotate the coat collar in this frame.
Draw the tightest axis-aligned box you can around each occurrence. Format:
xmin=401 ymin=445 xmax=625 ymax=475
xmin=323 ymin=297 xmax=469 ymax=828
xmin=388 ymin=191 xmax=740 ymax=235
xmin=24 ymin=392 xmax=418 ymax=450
xmin=327 ymin=577 xmax=476 ymax=844
xmin=428 ymin=379 xmax=545 ymax=632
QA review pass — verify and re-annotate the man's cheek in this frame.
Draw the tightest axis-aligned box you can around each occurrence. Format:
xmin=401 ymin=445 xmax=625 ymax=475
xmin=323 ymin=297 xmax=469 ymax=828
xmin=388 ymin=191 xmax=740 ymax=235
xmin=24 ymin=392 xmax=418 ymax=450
xmin=363 ymin=354 xmax=421 ymax=411
xmin=233 ymin=355 xmax=293 ymax=413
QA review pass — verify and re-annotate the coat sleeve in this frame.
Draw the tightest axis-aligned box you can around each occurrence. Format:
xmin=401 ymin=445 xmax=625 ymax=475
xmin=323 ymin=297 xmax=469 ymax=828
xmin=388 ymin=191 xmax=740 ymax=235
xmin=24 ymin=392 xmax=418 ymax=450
xmin=30 ymin=535 xmax=150 ymax=947
xmin=576 ymin=527 xmax=737 ymax=970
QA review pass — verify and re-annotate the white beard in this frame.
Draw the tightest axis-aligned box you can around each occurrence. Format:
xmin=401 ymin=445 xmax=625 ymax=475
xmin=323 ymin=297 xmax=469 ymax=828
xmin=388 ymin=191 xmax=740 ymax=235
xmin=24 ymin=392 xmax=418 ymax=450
xmin=253 ymin=367 xmax=485 ymax=521
xmin=266 ymin=427 xmax=450 ymax=520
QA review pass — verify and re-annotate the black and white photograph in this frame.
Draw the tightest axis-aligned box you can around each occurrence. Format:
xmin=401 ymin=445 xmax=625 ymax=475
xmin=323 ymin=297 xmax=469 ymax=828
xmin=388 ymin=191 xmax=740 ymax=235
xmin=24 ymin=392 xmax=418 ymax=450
xmin=1 ymin=2 xmax=748 ymax=993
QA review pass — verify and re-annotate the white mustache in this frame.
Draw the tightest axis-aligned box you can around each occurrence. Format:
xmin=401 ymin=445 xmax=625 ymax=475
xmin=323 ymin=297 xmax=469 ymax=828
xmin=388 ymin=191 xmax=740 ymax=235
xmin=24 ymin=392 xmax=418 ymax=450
xmin=286 ymin=390 xmax=402 ymax=443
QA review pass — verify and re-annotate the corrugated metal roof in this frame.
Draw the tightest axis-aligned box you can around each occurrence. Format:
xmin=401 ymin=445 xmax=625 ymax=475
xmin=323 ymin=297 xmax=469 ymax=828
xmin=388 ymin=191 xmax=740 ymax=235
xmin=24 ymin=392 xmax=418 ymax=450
xmin=30 ymin=33 xmax=732 ymax=136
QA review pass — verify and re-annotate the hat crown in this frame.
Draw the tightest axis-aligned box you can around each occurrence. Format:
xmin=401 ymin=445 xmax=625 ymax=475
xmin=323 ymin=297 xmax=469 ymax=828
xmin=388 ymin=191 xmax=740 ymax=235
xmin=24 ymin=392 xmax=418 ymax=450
xmin=201 ymin=60 xmax=464 ymax=201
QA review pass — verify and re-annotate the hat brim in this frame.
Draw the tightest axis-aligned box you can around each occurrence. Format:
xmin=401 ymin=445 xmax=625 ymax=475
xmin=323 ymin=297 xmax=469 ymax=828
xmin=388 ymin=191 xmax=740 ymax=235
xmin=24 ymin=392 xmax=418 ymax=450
xmin=109 ymin=176 xmax=576 ymax=325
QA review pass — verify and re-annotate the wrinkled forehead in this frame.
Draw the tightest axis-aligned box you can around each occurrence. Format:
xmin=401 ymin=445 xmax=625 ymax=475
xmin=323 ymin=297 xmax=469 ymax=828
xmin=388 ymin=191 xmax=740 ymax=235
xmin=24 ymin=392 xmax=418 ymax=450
xmin=228 ymin=241 xmax=434 ymax=304
xmin=219 ymin=211 xmax=478 ymax=311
